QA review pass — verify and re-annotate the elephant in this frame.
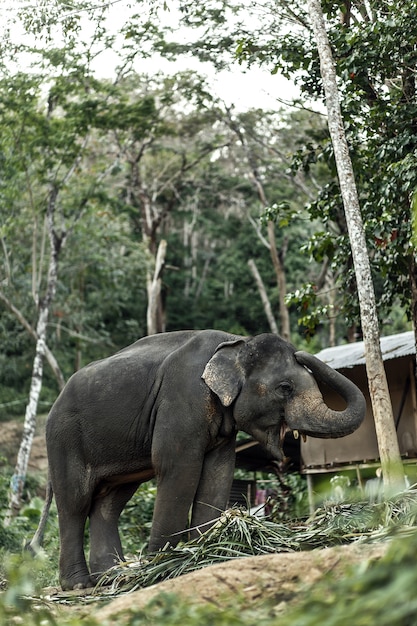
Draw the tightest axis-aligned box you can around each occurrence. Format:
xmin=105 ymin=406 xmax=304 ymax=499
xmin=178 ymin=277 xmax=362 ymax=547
xmin=29 ymin=330 xmax=365 ymax=591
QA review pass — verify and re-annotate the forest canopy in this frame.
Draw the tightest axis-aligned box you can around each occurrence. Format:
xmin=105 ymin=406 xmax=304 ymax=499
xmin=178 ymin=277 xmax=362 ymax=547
xmin=0 ymin=0 xmax=414 ymax=415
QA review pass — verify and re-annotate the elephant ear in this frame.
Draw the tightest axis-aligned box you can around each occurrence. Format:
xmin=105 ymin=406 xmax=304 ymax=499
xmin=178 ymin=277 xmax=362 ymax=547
xmin=202 ymin=339 xmax=246 ymax=407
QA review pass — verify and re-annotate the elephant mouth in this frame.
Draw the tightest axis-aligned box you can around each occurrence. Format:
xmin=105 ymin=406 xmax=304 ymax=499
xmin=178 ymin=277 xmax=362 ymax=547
xmin=263 ymin=417 xmax=308 ymax=461
xmin=279 ymin=420 xmax=307 ymax=446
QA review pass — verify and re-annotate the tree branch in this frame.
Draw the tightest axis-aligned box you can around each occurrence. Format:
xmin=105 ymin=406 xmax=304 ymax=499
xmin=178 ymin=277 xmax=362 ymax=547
xmin=0 ymin=290 xmax=65 ymax=390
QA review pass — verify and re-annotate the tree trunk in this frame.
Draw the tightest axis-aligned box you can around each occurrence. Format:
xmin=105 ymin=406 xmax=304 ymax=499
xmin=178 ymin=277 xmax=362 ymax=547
xmin=248 ymin=258 xmax=279 ymax=334
xmin=0 ymin=291 xmax=65 ymax=390
xmin=147 ymin=239 xmax=167 ymax=335
xmin=223 ymin=108 xmax=291 ymax=340
xmin=266 ymin=221 xmax=290 ymax=341
xmin=5 ymin=190 xmax=63 ymax=523
xmin=307 ymin=0 xmax=405 ymax=491
xmin=409 ymin=252 xmax=417 ymax=380
xmin=4 ymin=308 xmax=49 ymax=524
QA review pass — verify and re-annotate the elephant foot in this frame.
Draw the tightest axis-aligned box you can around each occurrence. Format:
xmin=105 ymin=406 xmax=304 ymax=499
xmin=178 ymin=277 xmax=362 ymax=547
xmin=89 ymin=552 xmax=124 ymax=587
xmin=60 ymin=573 xmax=93 ymax=592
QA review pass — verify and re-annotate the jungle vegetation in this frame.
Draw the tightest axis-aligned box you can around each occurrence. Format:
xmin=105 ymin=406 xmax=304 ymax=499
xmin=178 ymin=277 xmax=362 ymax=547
xmin=0 ymin=0 xmax=413 ymax=417
xmin=1 ymin=1 xmax=417 ymax=623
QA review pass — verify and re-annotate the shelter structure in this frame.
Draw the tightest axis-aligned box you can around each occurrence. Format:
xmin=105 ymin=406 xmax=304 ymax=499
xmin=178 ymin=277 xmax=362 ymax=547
xmin=301 ymin=330 xmax=417 ymax=508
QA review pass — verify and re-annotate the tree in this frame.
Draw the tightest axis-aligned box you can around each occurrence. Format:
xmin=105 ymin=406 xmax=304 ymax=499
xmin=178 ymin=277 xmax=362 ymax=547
xmin=209 ymin=106 xmax=327 ymax=341
xmin=248 ymin=258 xmax=279 ymax=334
xmin=1 ymin=0 xmax=178 ymax=513
xmin=221 ymin=106 xmax=291 ymax=340
xmin=0 ymin=60 xmax=124 ymax=519
xmin=177 ymin=0 xmax=414 ymax=341
xmin=4 ymin=188 xmax=65 ymax=523
xmin=306 ymin=0 xmax=405 ymax=490
xmin=291 ymin=1 xmax=417 ymax=343
xmin=102 ymin=71 xmax=233 ymax=334
xmin=158 ymin=103 xmax=326 ymax=340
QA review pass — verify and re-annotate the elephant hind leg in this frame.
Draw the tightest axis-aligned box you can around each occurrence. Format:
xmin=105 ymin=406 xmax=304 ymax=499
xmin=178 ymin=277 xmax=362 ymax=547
xmin=89 ymin=481 xmax=139 ymax=582
xmin=50 ymin=450 xmax=94 ymax=590
xmin=58 ymin=511 xmax=91 ymax=591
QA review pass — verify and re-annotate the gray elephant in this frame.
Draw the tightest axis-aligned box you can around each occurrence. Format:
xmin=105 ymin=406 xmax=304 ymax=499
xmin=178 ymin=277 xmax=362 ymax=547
xmin=30 ymin=330 xmax=365 ymax=590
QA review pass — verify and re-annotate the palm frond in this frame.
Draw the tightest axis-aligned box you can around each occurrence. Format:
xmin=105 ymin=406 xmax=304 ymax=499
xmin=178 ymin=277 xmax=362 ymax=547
xmin=95 ymin=488 xmax=417 ymax=596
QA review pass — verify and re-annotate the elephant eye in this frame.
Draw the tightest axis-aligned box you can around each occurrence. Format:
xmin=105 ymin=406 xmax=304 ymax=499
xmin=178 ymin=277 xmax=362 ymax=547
xmin=278 ymin=382 xmax=293 ymax=397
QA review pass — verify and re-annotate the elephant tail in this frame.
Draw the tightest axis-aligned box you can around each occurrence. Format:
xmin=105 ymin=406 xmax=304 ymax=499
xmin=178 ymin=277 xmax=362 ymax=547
xmin=26 ymin=478 xmax=53 ymax=555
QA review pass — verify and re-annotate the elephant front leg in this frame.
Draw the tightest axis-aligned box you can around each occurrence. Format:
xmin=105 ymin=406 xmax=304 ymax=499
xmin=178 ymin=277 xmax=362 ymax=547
xmin=89 ymin=482 xmax=139 ymax=582
xmin=148 ymin=460 xmax=204 ymax=552
xmin=190 ymin=440 xmax=236 ymax=538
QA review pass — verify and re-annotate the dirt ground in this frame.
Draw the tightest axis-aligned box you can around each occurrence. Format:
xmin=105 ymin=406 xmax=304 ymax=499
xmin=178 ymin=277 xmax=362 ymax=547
xmin=95 ymin=543 xmax=386 ymax=622
xmin=1 ymin=419 xmax=388 ymax=622
xmin=42 ymin=542 xmax=387 ymax=624
xmin=0 ymin=416 xmax=49 ymax=476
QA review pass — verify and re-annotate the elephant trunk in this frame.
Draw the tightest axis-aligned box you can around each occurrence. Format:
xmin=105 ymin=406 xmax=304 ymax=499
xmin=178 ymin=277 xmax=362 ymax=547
xmin=292 ymin=351 xmax=366 ymax=438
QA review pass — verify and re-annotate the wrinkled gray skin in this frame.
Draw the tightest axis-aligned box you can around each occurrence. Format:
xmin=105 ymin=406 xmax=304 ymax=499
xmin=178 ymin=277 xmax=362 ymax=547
xmin=30 ymin=330 xmax=365 ymax=591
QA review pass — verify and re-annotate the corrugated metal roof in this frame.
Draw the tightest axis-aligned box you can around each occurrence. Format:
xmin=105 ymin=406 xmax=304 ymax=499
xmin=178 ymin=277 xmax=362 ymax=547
xmin=315 ymin=330 xmax=415 ymax=370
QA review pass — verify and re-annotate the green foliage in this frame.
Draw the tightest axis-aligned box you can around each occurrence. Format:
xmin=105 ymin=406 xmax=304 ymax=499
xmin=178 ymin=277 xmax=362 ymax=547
xmin=0 ymin=204 xmax=149 ymax=411
xmin=1 ymin=0 xmax=368 ymax=416
xmin=286 ymin=283 xmax=333 ymax=339
xmin=279 ymin=528 xmax=417 ymax=626
xmin=2 ymin=526 xmax=417 ymax=626
xmin=1 ymin=54 xmax=331 ymax=413
xmin=261 ymin=202 xmax=294 ymax=228
xmin=0 ymin=467 xmax=32 ymax=551
xmin=0 ymin=40 xmax=151 ymax=409
xmin=120 ymin=481 xmax=157 ymax=554
xmin=1 ymin=554 xmax=50 ymax=626
xmin=265 ymin=473 xmax=310 ymax=521
xmin=0 ymin=554 xmax=97 ymax=625
xmin=286 ymin=1 xmax=417 ymax=329
xmin=0 ymin=467 xmax=59 ymax=593
xmin=3 ymin=484 xmax=417 ymax=624
xmin=98 ymin=489 xmax=417 ymax=596
xmin=176 ymin=0 xmax=416 ymax=335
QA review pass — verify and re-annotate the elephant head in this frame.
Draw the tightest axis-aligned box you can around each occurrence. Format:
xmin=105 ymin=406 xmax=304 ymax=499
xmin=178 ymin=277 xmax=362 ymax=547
xmin=202 ymin=334 xmax=365 ymax=460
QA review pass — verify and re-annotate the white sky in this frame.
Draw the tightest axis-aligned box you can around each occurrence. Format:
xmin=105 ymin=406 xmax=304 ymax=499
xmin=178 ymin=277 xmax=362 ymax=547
xmin=99 ymin=52 xmax=300 ymax=111
xmin=3 ymin=0 xmax=300 ymax=111
xmin=91 ymin=1 xmax=300 ymax=110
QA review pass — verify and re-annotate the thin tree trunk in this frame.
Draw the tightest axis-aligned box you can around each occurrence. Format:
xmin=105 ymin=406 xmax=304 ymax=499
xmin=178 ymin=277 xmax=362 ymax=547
xmin=409 ymin=253 xmax=417 ymax=380
xmin=4 ymin=309 xmax=49 ymax=524
xmin=223 ymin=108 xmax=291 ymax=341
xmin=248 ymin=258 xmax=279 ymax=334
xmin=307 ymin=0 xmax=405 ymax=491
xmin=0 ymin=291 xmax=65 ymax=390
xmin=324 ymin=272 xmax=337 ymax=347
xmin=147 ymin=239 xmax=167 ymax=335
xmin=266 ymin=221 xmax=290 ymax=341
xmin=5 ymin=190 xmax=63 ymax=523
xmin=195 ymin=252 xmax=213 ymax=302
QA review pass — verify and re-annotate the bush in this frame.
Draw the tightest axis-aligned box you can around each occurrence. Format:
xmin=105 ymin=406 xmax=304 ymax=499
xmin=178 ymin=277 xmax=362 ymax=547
xmin=0 ymin=467 xmax=60 ymax=589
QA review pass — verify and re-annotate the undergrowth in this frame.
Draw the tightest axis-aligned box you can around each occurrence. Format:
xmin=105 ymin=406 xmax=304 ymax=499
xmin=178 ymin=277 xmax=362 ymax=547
xmin=2 ymin=487 xmax=417 ymax=625
xmin=96 ymin=488 xmax=417 ymax=595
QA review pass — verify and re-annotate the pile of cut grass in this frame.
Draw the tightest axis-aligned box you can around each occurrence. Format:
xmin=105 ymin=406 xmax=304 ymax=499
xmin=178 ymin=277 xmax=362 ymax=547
xmin=96 ymin=488 xmax=417 ymax=596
